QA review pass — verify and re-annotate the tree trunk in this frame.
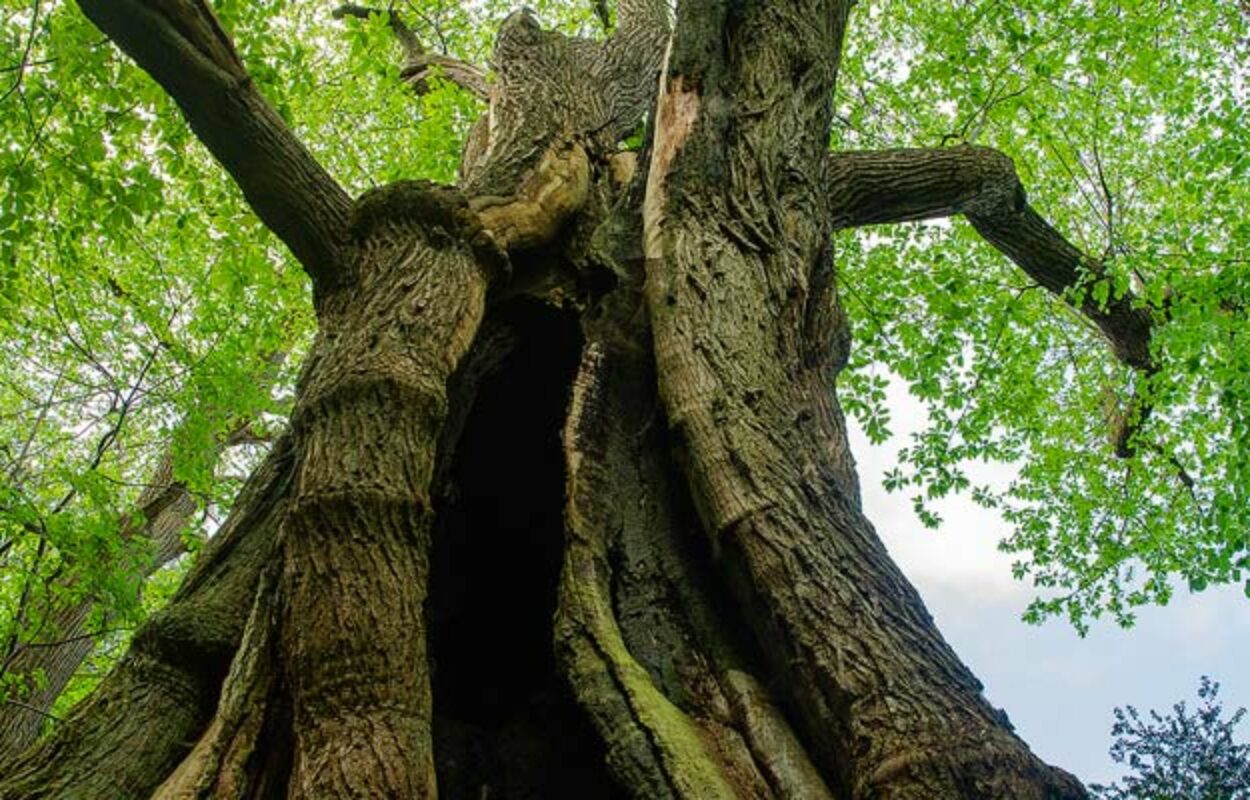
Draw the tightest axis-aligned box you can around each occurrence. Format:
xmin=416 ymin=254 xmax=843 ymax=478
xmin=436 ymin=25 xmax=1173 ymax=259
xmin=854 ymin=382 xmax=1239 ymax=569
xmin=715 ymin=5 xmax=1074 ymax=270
xmin=0 ymin=1 xmax=1115 ymax=797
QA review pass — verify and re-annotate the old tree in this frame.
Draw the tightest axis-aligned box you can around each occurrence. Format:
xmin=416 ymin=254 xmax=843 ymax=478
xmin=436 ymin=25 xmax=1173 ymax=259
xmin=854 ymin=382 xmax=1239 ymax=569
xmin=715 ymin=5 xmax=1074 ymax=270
xmin=0 ymin=0 xmax=1246 ymax=797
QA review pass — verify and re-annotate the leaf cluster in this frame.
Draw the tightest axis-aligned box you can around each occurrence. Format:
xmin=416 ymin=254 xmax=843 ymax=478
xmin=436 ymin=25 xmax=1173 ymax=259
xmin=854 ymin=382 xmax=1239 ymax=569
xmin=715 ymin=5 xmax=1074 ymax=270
xmin=836 ymin=0 xmax=1250 ymax=628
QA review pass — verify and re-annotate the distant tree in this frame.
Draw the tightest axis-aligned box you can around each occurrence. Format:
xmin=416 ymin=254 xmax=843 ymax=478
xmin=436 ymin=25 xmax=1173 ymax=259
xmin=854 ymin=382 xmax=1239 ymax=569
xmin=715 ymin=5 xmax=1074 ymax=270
xmin=1092 ymin=677 xmax=1250 ymax=800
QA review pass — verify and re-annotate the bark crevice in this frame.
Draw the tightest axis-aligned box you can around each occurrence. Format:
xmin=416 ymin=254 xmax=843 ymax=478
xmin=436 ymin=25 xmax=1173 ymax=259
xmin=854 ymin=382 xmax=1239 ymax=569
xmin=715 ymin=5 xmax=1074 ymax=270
xmin=428 ymin=299 xmax=620 ymax=800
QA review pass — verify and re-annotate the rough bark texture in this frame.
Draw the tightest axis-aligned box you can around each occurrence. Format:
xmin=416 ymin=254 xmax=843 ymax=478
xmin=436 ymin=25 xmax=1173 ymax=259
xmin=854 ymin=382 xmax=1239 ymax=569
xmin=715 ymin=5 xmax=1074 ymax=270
xmin=558 ymin=283 xmax=835 ymax=799
xmin=642 ymin=1 xmax=1086 ymax=796
xmin=0 ymin=0 xmax=1124 ymax=797
xmin=275 ymin=184 xmax=493 ymax=798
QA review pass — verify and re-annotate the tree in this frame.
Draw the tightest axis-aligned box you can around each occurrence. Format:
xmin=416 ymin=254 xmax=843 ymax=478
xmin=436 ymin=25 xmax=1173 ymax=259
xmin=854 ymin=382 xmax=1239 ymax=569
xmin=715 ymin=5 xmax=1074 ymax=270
xmin=1091 ymin=677 xmax=1250 ymax=800
xmin=0 ymin=0 xmax=1244 ymax=797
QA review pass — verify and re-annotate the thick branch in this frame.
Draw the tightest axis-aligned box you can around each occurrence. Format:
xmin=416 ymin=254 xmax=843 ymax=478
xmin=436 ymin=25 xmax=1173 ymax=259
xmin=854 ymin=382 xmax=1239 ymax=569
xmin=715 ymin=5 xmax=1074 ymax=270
xmin=76 ymin=0 xmax=352 ymax=291
xmin=828 ymin=146 xmax=1155 ymax=371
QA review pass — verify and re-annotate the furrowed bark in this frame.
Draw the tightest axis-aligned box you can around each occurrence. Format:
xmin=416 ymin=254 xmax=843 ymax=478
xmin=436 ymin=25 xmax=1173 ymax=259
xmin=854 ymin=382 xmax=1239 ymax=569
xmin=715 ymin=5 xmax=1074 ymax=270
xmin=557 ymin=286 xmax=835 ymax=800
xmin=31 ymin=2 xmax=1111 ymax=796
xmin=460 ymin=7 xmax=666 ymax=247
xmin=0 ymin=434 xmax=293 ymax=800
xmin=270 ymin=182 xmax=500 ymax=797
xmin=644 ymin=1 xmax=1086 ymax=796
xmin=828 ymin=146 xmax=1155 ymax=371
xmin=74 ymin=0 xmax=352 ymax=291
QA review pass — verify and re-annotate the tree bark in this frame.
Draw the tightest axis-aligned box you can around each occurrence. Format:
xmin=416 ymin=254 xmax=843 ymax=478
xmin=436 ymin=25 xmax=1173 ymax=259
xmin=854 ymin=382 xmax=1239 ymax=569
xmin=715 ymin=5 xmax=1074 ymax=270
xmin=642 ymin=1 xmax=1086 ymax=795
xmin=827 ymin=146 xmax=1154 ymax=371
xmin=271 ymin=184 xmax=496 ymax=798
xmin=0 ymin=1 xmax=1115 ymax=797
xmin=558 ymin=284 xmax=835 ymax=799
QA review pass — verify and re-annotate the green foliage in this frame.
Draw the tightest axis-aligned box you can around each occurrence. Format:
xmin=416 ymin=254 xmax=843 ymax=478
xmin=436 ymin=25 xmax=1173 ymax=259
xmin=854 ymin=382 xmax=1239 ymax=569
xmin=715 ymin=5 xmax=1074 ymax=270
xmin=0 ymin=0 xmax=489 ymax=713
xmin=835 ymin=0 xmax=1250 ymax=629
xmin=1090 ymin=677 xmax=1250 ymax=799
xmin=0 ymin=0 xmax=1246 ymax=732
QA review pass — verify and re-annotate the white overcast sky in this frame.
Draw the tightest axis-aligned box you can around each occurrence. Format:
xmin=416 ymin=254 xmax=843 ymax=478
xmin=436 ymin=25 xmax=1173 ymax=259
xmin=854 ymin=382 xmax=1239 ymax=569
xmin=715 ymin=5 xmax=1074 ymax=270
xmin=849 ymin=383 xmax=1250 ymax=785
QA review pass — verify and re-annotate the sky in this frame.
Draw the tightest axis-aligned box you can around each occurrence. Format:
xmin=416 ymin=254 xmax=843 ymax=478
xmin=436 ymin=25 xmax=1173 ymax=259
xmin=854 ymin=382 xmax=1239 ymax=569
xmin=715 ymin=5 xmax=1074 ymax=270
xmin=849 ymin=383 xmax=1250 ymax=786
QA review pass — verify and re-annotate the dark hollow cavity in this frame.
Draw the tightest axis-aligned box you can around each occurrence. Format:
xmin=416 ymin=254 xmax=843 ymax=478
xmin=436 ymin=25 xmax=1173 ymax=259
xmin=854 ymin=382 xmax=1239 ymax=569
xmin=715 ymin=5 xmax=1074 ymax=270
xmin=428 ymin=299 xmax=622 ymax=800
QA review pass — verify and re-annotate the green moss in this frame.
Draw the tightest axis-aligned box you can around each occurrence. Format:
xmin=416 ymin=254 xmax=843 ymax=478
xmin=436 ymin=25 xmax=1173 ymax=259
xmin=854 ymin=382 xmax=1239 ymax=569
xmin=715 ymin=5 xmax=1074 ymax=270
xmin=579 ymin=564 xmax=738 ymax=799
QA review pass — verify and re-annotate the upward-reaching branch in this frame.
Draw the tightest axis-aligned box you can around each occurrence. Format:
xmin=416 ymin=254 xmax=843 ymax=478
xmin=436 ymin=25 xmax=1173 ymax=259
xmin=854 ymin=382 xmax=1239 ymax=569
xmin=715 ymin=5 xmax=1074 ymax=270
xmin=76 ymin=0 xmax=353 ymax=293
xmin=602 ymin=0 xmax=672 ymax=135
xmin=828 ymin=146 xmax=1156 ymax=371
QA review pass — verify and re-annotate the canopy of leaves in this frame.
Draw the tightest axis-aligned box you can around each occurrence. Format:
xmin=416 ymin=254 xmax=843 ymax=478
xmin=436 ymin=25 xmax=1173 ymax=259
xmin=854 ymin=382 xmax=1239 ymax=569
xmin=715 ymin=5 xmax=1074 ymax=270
xmin=0 ymin=0 xmax=1246 ymax=714
xmin=1090 ymin=677 xmax=1250 ymax=799
xmin=835 ymin=0 xmax=1250 ymax=629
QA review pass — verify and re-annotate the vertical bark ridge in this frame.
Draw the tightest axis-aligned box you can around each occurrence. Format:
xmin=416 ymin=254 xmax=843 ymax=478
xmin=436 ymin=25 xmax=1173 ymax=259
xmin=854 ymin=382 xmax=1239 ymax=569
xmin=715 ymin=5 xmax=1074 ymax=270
xmin=270 ymin=182 xmax=497 ymax=798
xmin=560 ymin=327 xmax=736 ymax=800
xmin=0 ymin=435 xmax=294 ymax=800
xmin=643 ymin=1 xmax=1087 ymax=796
xmin=557 ymin=287 xmax=834 ymax=800
xmin=149 ymin=565 xmax=283 ymax=799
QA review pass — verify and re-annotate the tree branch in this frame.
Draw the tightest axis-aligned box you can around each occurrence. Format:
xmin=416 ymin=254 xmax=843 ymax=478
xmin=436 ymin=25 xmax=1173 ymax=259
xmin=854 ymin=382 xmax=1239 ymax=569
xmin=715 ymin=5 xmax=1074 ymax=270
xmin=331 ymin=4 xmax=488 ymax=100
xmin=75 ymin=0 xmax=352 ymax=293
xmin=332 ymin=4 xmax=423 ymax=60
xmin=828 ymin=146 xmax=1155 ymax=372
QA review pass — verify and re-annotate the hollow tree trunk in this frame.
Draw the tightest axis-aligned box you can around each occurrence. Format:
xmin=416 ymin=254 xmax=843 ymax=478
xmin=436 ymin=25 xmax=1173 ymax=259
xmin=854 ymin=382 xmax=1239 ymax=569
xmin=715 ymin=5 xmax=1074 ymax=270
xmin=0 ymin=0 xmax=1117 ymax=797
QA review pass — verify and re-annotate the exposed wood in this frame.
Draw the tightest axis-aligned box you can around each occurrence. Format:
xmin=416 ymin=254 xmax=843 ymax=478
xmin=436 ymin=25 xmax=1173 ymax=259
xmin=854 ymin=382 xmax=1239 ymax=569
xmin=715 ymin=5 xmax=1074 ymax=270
xmin=461 ymin=6 xmax=667 ymax=237
xmin=557 ymin=286 xmax=835 ymax=800
xmin=11 ymin=2 xmax=1124 ymax=796
xmin=644 ymin=1 xmax=1087 ymax=796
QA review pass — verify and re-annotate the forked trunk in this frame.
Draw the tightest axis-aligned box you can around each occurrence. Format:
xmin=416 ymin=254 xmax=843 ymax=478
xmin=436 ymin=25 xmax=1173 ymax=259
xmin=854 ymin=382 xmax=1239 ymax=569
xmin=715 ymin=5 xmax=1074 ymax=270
xmin=0 ymin=1 xmax=1098 ymax=797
